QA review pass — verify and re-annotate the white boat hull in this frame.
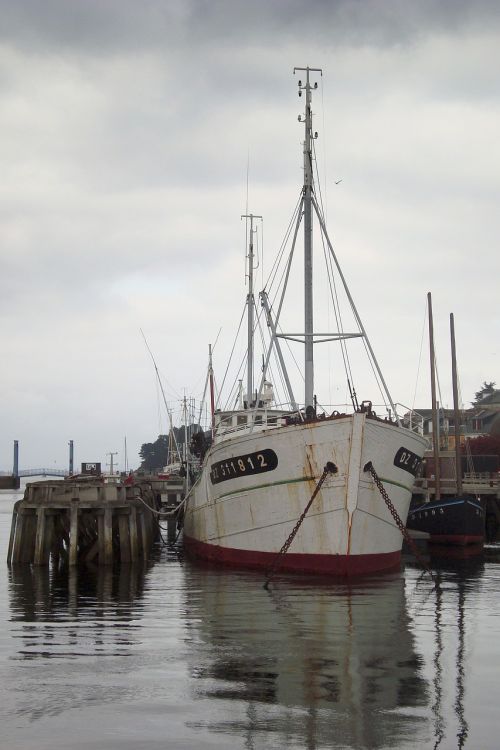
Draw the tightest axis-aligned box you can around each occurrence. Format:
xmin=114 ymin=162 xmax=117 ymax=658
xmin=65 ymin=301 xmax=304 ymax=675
xmin=183 ymin=413 xmax=427 ymax=575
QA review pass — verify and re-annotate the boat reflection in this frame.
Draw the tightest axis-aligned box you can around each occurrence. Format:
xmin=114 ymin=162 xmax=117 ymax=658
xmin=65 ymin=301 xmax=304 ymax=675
xmin=183 ymin=565 xmax=430 ymax=749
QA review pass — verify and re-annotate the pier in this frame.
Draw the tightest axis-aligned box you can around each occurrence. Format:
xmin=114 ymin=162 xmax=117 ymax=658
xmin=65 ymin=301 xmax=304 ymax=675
xmin=6 ymin=478 xmax=176 ymax=567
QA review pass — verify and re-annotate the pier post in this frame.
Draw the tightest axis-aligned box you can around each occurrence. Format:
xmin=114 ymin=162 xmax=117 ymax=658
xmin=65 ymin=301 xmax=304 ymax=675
xmin=69 ymin=440 xmax=74 ymax=476
xmin=11 ymin=510 xmax=25 ymax=563
xmin=13 ymin=440 xmax=19 ymax=478
xmin=45 ymin=512 xmax=56 ymax=566
xmin=103 ymin=506 xmax=113 ymax=565
xmin=34 ymin=507 xmax=47 ymax=565
xmin=118 ymin=512 xmax=131 ymax=563
xmin=129 ymin=506 xmax=139 ymax=561
xmin=22 ymin=511 xmax=37 ymax=563
xmin=7 ymin=503 xmax=19 ymax=564
xmin=69 ymin=500 xmax=79 ymax=566
xmin=139 ymin=511 xmax=149 ymax=560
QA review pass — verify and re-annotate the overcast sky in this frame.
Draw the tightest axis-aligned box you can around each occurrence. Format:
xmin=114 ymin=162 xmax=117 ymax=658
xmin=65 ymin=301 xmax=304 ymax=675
xmin=1 ymin=0 xmax=499 ymax=472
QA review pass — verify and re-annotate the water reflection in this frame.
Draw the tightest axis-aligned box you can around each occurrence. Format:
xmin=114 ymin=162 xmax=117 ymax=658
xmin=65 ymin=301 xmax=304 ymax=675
xmin=428 ymin=551 xmax=485 ymax=750
xmin=183 ymin=567 xmax=430 ymax=749
xmin=7 ymin=563 xmax=152 ymax=722
xmin=9 ymin=562 xmax=150 ymax=629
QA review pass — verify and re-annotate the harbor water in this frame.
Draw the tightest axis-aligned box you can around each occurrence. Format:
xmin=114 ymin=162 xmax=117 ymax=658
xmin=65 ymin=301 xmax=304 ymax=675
xmin=1 ymin=482 xmax=500 ymax=749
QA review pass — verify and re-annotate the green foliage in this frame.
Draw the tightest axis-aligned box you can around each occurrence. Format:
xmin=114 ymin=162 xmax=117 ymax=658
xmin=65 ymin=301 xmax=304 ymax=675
xmin=473 ymin=381 xmax=496 ymax=405
xmin=139 ymin=435 xmax=168 ymax=471
xmin=138 ymin=424 xmax=203 ymax=471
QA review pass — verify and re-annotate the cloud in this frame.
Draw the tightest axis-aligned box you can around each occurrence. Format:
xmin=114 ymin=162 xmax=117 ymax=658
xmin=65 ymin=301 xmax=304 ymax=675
xmin=1 ymin=0 xmax=499 ymax=468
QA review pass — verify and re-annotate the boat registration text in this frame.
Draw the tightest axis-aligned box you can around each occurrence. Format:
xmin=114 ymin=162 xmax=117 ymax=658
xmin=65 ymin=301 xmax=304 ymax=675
xmin=210 ymin=449 xmax=278 ymax=484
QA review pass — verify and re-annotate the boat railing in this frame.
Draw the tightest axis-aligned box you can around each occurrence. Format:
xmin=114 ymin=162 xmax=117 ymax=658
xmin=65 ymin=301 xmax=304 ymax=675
xmin=214 ymin=412 xmax=292 ymax=440
xmin=394 ymin=404 xmax=426 ymax=435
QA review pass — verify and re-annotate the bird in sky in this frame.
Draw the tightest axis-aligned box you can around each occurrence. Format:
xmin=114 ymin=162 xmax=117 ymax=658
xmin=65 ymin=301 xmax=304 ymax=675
xmin=334 ymin=179 xmax=343 ymax=185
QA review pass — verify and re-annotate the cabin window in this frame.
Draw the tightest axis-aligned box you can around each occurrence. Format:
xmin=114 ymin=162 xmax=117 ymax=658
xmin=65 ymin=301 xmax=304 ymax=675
xmin=473 ymin=418 xmax=482 ymax=431
xmin=255 ymin=415 xmax=263 ymax=425
xmin=267 ymin=417 xmax=277 ymax=425
xmin=237 ymin=415 xmax=247 ymax=426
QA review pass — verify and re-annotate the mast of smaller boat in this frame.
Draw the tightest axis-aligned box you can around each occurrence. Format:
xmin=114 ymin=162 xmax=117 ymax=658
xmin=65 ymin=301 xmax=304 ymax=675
xmin=295 ymin=66 xmax=322 ymax=409
xmin=209 ymin=343 xmax=215 ymax=438
xmin=428 ymin=292 xmax=441 ymax=500
xmin=450 ymin=313 xmax=463 ymax=496
xmin=242 ymin=212 xmax=261 ymax=408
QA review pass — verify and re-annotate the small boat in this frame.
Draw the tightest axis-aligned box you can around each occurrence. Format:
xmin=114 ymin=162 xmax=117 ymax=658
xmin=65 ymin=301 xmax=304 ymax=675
xmin=407 ymin=297 xmax=485 ymax=545
xmin=183 ymin=67 xmax=427 ymax=576
xmin=407 ymin=495 xmax=484 ymax=545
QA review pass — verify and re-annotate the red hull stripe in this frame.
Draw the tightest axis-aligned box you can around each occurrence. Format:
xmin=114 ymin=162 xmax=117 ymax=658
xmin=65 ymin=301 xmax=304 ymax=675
xmin=184 ymin=535 xmax=401 ymax=576
xmin=429 ymin=534 xmax=484 ymax=546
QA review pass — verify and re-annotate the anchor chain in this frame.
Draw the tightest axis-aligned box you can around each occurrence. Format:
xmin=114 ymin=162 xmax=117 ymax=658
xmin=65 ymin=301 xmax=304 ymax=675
xmin=364 ymin=460 xmax=436 ymax=584
xmin=264 ymin=461 xmax=338 ymax=589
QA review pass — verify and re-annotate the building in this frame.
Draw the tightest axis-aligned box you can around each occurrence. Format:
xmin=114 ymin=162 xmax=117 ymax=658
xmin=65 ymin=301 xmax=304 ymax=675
xmin=411 ymin=389 xmax=500 ymax=451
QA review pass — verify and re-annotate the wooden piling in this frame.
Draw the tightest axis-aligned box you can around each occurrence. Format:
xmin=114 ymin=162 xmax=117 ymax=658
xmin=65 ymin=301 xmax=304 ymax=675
xmin=103 ymin=506 xmax=113 ymax=565
xmin=139 ymin=511 xmax=149 ymax=560
xmin=34 ymin=507 xmax=47 ymax=565
xmin=7 ymin=477 xmax=176 ymax=571
xmin=11 ymin=509 xmax=26 ymax=564
xmin=7 ymin=503 xmax=19 ymax=565
xmin=118 ymin=512 xmax=131 ymax=563
xmin=129 ymin=505 xmax=139 ymax=561
xmin=69 ymin=501 xmax=79 ymax=566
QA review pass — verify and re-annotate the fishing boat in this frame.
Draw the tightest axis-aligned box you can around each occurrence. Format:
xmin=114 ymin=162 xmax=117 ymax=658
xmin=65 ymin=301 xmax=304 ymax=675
xmin=407 ymin=297 xmax=485 ymax=545
xmin=182 ymin=67 xmax=427 ymax=575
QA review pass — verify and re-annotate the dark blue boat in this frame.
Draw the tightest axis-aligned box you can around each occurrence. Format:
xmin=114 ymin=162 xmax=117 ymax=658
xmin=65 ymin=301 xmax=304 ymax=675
xmin=407 ymin=495 xmax=485 ymax=545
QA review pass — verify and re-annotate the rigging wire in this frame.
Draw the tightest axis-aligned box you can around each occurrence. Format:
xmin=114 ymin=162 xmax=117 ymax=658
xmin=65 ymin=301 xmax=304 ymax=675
xmin=217 ymin=304 xmax=247 ymax=409
xmin=320 ymin=74 xmax=328 ymax=225
xmin=313 ymin=167 xmax=363 ymax=409
xmin=411 ymin=299 xmax=428 ymax=412
xmin=319 ymin=222 xmax=356 ymax=406
xmin=265 ymin=193 xmax=303 ymax=297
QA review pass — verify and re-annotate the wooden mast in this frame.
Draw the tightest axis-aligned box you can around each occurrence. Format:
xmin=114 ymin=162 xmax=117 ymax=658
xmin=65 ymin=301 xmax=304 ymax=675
xmin=428 ymin=292 xmax=441 ymax=500
xmin=450 ymin=313 xmax=463 ymax=496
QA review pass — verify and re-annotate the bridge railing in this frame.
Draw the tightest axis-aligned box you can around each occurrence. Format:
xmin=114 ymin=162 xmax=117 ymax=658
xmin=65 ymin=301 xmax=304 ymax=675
xmin=0 ymin=469 xmax=69 ymax=478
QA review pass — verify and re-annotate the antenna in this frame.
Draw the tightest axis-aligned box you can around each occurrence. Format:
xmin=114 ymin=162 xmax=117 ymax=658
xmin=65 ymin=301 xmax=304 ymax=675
xmin=241 ymin=213 xmax=263 ymax=407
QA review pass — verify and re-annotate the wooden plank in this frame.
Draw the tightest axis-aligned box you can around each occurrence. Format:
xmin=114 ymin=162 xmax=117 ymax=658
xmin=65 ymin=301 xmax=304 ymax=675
xmin=7 ymin=507 xmax=18 ymax=565
xmin=129 ymin=506 xmax=138 ymax=561
xmin=45 ymin=514 xmax=55 ymax=566
xmin=118 ymin=514 xmax=131 ymax=563
xmin=69 ymin=501 xmax=79 ymax=566
xmin=103 ymin=506 xmax=113 ymax=565
xmin=21 ymin=511 xmax=37 ymax=564
xmin=139 ymin=511 xmax=149 ymax=560
xmin=34 ymin=507 xmax=47 ymax=565
xmin=11 ymin=509 xmax=28 ymax=563
xmin=97 ymin=513 xmax=105 ymax=564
